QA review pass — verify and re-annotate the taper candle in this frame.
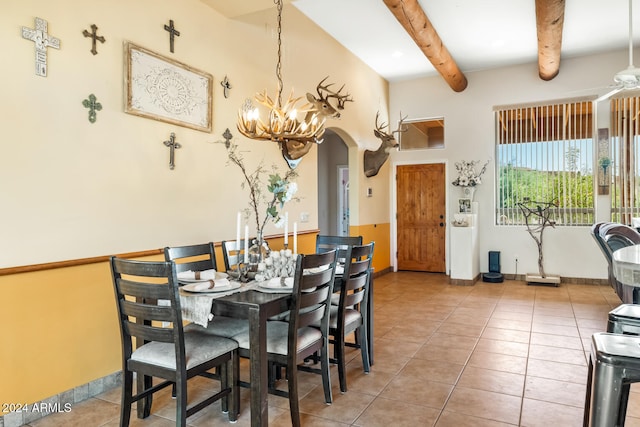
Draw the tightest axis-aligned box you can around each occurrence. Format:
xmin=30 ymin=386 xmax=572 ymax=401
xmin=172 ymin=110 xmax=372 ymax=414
xmin=244 ymin=225 xmax=249 ymax=263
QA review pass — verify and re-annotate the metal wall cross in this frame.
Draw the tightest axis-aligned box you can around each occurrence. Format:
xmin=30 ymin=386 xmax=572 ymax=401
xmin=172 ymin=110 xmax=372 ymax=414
xmin=163 ymin=133 xmax=181 ymax=170
xmin=82 ymin=24 xmax=105 ymax=55
xmin=82 ymin=94 xmax=102 ymax=123
xmin=163 ymin=19 xmax=180 ymax=53
xmin=22 ymin=17 xmax=60 ymax=77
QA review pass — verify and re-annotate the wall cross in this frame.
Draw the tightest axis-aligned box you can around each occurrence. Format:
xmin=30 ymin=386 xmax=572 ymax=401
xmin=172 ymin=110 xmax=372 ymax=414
xmin=82 ymin=94 xmax=102 ymax=123
xmin=163 ymin=133 xmax=181 ymax=170
xmin=82 ymin=24 xmax=105 ymax=55
xmin=164 ymin=19 xmax=180 ymax=53
xmin=22 ymin=17 xmax=60 ymax=77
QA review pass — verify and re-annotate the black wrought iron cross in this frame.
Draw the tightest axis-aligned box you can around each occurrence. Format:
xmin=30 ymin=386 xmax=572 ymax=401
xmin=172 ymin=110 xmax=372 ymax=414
xmin=163 ymin=133 xmax=181 ymax=170
xmin=82 ymin=24 xmax=105 ymax=55
xmin=164 ymin=19 xmax=180 ymax=53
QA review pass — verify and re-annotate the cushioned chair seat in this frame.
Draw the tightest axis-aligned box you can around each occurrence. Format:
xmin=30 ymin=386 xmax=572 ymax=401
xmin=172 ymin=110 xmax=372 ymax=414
xmin=233 ymin=321 xmax=322 ymax=356
xmin=185 ymin=316 xmax=249 ymax=339
xmin=312 ymin=306 xmax=361 ymax=330
xmin=131 ymin=330 xmax=238 ymax=370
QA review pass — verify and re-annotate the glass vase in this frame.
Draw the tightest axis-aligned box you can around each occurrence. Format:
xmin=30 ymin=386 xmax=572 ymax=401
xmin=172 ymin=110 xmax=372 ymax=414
xmin=248 ymin=232 xmax=270 ymax=272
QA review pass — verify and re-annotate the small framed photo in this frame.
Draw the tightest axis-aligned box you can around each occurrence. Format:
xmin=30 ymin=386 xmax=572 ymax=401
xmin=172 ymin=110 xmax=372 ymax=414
xmin=458 ymin=198 xmax=471 ymax=213
xmin=124 ymin=41 xmax=213 ymax=132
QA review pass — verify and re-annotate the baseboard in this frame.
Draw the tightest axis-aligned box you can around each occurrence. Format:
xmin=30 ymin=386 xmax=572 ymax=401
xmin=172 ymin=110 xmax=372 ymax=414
xmin=0 ymin=371 xmax=122 ymax=427
xmin=449 ymin=273 xmax=481 ymax=286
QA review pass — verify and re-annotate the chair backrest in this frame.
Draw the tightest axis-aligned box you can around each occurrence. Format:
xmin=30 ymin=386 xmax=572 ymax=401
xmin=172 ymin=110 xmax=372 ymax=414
xmin=109 ymin=257 xmax=185 ymax=365
xmin=163 ymin=242 xmax=217 ymax=275
xmin=601 ymin=223 xmax=640 ymax=245
xmin=315 ymin=235 xmax=362 ymax=264
xmin=288 ymin=250 xmax=337 ymax=356
xmin=338 ymin=242 xmax=375 ymax=318
xmin=591 ymin=222 xmax=612 ymax=263
xmin=221 ymin=240 xmax=247 ymax=272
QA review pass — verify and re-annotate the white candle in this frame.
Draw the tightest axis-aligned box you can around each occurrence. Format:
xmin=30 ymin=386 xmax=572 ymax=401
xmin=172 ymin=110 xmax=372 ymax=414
xmin=284 ymin=212 xmax=289 ymax=245
xmin=244 ymin=225 xmax=249 ymax=263
xmin=236 ymin=212 xmax=241 ymax=251
xmin=293 ymin=222 xmax=298 ymax=254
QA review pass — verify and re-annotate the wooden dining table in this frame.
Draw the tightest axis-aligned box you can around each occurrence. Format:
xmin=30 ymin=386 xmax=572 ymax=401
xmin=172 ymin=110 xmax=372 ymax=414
xmin=210 ymin=289 xmax=290 ymax=427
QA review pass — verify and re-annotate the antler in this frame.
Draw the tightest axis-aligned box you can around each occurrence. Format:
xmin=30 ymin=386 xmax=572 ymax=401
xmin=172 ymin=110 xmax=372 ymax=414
xmin=316 ymin=76 xmax=354 ymax=110
xmin=393 ymin=112 xmax=409 ymax=134
xmin=375 ymin=111 xmax=390 ymax=136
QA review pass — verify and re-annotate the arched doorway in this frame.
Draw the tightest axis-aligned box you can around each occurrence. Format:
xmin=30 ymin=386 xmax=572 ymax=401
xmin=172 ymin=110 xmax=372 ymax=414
xmin=317 ymin=128 xmax=349 ymax=235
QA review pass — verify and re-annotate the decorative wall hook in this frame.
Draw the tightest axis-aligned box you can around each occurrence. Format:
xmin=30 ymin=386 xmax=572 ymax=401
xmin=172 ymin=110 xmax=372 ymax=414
xmin=82 ymin=24 xmax=105 ymax=55
xmin=163 ymin=132 xmax=181 ymax=170
xmin=82 ymin=94 xmax=102 ymax=123
xmin=164 ymin=19 xmax=180 ymax=53
xmin=22 ymin=17 xmax=60 ymax=77
xmin=221 ymin=76 xmax=232 ymax=98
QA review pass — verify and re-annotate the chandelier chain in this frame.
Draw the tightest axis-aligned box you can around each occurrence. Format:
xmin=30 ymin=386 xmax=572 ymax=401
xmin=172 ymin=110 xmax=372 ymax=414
xmin=275 ymin=0 xmax=283 ymax=107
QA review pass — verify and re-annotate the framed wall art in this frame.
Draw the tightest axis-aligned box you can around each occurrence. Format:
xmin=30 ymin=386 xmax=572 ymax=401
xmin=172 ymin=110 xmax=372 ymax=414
xmin=458 ymin=198 xmax=471 ymax=213
xmin=124 ymin=41 xmax=213 ymax=132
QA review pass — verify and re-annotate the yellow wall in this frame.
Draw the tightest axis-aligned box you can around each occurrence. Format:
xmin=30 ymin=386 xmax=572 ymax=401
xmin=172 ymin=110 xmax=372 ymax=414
xmin=350 ymin=223 xmax=391 ymax=273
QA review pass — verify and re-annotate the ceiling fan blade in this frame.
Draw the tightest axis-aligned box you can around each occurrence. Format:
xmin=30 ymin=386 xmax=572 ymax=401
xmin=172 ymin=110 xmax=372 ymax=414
xmin=596 ymin=87 xmax=624 ymax=103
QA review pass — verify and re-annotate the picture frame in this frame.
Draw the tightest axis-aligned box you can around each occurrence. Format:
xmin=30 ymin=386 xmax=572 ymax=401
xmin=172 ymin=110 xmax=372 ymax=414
xmin=458 ymin=198 xmax=471 ymax=213
xmin=124 ymin=41 xmax=213 ymax=133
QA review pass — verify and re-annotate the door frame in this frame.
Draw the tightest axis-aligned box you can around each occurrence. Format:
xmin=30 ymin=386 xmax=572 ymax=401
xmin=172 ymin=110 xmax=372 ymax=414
xmin=390 ymin=159 xmax=450 ymax=273
xmin=336 ymin=165 xmax=349 ymax=236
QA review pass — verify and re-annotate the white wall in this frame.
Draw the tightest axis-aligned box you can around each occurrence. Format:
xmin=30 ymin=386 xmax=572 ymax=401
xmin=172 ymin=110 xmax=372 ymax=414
xmin=1 ymin=0 xmax=388 ymax=268
xmin=389 ymin=50 xmax=636 ymax=280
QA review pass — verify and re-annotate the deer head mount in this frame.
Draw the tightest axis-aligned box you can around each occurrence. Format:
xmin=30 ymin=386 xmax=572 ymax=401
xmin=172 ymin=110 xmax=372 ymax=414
xmin=364 ymin=112 xmax=407 ymax=178
xmin=280 ymin=77 xmax=353 ymax=169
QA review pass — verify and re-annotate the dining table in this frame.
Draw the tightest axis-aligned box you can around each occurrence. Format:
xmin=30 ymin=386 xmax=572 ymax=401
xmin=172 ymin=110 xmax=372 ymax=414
xmin=612 ymin=244 xmax=640 ymax=287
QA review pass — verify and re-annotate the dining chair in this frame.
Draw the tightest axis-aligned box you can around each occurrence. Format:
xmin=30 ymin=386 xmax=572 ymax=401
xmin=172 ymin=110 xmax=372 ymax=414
xmin=316 ymin=234 xmax=363 ymax=264
xmin=221 ymin=239 xmax=246 ymax=274
xmin=598 ymin=224 xmax=640 ymax=304
xmin=231 ymin=249 xmax=338 ymax=427
xmin=109 ymin=256 xmax=239 ymax=427
xmin=312 ymin=242 xmax=374 ymax=393
xmin=164 ymin=242 xmax=250 ymax=339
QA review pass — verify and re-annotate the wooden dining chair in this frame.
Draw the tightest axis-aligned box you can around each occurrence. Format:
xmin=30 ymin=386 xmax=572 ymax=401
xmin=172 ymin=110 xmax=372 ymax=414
xmin=312 ymin=242 xmax=374 ymax=393
xmin=230 ymin=250 xmax=338 ymax=427
xmin=164 ymin=243 xmax=249 ymax=339
xmin=109 ymin=256 xmax=239 ymax=427
xmin=221 ymin=239 xmax=246 ymax=274
xmin=316 ymin=234 xmax=363 ymax=264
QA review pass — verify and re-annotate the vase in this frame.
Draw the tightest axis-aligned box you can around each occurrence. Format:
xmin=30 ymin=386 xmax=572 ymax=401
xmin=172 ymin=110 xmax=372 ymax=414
xmin=461 ymin=186 xmax=476 ymax=200
xmin=247 ymin=232 xmax=270 ymax=272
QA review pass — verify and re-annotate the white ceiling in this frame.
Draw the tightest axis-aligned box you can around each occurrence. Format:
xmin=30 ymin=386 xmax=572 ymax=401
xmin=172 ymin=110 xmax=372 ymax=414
xmin=291 ymin=0 xmax=640 ymax=83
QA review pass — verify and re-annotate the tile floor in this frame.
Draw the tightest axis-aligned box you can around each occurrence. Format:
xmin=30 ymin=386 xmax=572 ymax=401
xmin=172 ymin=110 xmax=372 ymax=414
xmin=22 ymin=272 xmax=640 ymax=426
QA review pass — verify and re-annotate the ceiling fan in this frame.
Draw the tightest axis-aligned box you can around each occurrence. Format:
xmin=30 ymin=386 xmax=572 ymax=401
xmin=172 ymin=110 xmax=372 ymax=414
xmin=597 ymin=0 xmax=640 ymax=102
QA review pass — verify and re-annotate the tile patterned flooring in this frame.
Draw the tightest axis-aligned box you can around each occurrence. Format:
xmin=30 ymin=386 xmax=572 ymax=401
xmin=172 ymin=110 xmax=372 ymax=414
xmin=23 ymin=272 xmax=640 ymax=426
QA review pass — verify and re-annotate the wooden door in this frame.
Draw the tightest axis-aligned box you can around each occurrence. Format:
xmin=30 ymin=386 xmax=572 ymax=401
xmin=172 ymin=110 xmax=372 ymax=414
xmin=396 ymin=163 xmax=446 ymax=272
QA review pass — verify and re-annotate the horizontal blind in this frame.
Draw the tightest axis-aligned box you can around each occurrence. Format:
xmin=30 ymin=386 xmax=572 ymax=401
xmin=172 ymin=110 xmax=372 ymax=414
xmin=495 ymin=100 xmax=594 ymax=225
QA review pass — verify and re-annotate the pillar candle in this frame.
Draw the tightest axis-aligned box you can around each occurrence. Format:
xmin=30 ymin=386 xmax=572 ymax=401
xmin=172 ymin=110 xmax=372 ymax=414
xmin=293 ymin=222 xmax=298 ymax=254
xmin=236 ymin=212 xmax=241 ymax=251
xmin=284 ymin=212 xmax=289 ymax=245
xmin=244 ymin=225 xmax=249 ymax=263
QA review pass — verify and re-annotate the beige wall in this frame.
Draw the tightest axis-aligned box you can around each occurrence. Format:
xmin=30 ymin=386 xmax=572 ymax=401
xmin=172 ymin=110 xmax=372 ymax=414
xmin=2 ymin=0 xmax=389 ymax=406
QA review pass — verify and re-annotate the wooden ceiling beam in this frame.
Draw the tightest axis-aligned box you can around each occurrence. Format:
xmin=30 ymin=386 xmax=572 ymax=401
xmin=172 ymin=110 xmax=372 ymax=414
xmin=535 ymin=0 xmax=565 ymax=81
xmin=383 ymin=0 xmax=467 ymax=92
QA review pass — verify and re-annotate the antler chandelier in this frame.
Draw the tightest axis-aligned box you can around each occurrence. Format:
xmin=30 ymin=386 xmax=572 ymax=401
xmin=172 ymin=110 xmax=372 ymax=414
xmin=237 ymin=0 xmax=325 ymax=145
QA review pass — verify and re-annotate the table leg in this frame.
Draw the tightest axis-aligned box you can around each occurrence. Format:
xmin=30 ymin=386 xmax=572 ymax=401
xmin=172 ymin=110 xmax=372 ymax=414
xmin=248 ymin=306 xmax=268 ymax=427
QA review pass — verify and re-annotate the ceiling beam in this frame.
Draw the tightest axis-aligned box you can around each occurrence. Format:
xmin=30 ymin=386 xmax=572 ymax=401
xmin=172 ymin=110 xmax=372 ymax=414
xmin=535 ymin=0 xmax=565 ymax=81
xmin=382 ymin=0 xmax=467 ymax=92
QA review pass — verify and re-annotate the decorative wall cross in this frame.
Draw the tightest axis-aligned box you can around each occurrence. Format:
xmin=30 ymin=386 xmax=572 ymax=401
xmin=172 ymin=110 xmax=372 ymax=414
xmin=221 ymin=76 xmax=232 ymax=98
xmin=82 ymin=94 xmax=102 ymax=123
xmin=223 ymin=128 xmax=233 ymax=148
xmin=163 ymin=132 xmax=181 ymax=170
xmin=22 ymin=17 xmax=60 ymax=77
xmin=163 ymin=19 xmax=180 ymax=53
xmin=82 ymin=24 xmax=105 ymax=55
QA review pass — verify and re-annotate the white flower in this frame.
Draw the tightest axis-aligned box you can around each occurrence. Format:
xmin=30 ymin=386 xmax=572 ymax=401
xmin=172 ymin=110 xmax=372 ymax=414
xmin=452 ymin=160 xmax=489 ymax=187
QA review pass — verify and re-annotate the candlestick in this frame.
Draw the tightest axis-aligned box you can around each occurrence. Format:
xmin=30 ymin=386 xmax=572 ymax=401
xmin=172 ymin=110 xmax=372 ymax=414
xmin=244 ymin=225 xmax=249 ymax=263
xmin=293 ymin=222 xmax=298 ymax=254
xmin=236 ymin=212 xmax=241 ymax=251
xmin=284 ymin=212 xmax=289 ymax=245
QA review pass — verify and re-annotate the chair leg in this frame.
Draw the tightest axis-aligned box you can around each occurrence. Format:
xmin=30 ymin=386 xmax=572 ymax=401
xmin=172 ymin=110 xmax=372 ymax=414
xmin=618 ymin=383 xmax=631 ymax=427
xmin=287 ymin=361 xmax=301 ymax=427
xmin=137 ymin=374 xmax=153 ymax=418
xmin=583 ymin=355 xmax=593 ymax=427
xmin=320 ymin=341 xmax=333 ymax=404
xmin=175 ymin=378 xmax=187 ymax=427
xmin=220 ymin=360 xmax=229 ymax=413
xmin=589 ymin=362 xmax=625 ymax=427
xmin=121 ymin=370 xmax=133 ymax=427
xmin=358 ymin=324 xmax=370 ymax=374
xmin=228 ymin=351 xmax=239 ymax=422
xmin=336 ymin=333 xmax=347 ymax=393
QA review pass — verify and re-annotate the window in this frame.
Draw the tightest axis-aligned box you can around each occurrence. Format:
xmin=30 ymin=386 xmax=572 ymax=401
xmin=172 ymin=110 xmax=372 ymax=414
xmin=495 ymin=100 xmax=594 ymax=226
xmin=611 ymin=96 xmax=640 ymax=224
